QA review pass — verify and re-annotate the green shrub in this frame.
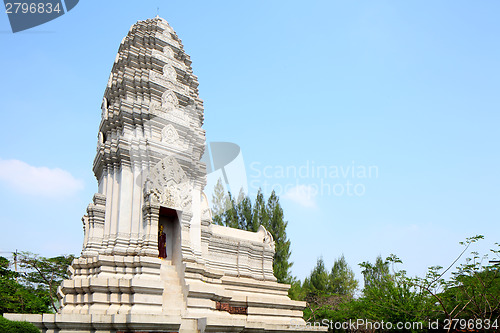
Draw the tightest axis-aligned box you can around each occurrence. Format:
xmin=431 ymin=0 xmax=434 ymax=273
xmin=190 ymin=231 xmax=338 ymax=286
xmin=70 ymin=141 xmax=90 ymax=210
xmin=0 ymin=316 xmax=40 ymax=333
xmin=0 ymin=316 xmax=14 ymax=333
xmin=10 ymin=320 xmax=41 ymax=333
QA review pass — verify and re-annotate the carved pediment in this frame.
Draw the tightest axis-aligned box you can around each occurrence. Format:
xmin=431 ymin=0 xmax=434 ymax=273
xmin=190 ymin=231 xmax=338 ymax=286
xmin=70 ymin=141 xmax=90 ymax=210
xmin=161 ymin=91 xmax=179 ymax=112
xmin=143 ymin=156 xmax=192 ymax=210
xmin=161 ymin=124 xmax=186 ymax=150
xmin=163 ymin=64 xmax=177 ymax=82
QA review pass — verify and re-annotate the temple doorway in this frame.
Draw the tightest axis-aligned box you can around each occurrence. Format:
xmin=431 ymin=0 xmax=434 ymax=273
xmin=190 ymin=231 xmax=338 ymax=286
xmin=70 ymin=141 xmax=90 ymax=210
xmin=158 ymin=207 xmax=180 ymax=262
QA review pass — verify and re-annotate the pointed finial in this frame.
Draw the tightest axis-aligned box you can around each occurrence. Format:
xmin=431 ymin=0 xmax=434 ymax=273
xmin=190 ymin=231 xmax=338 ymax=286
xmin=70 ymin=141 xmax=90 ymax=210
xmin=156 ymin=7 xmax=160 ymax=17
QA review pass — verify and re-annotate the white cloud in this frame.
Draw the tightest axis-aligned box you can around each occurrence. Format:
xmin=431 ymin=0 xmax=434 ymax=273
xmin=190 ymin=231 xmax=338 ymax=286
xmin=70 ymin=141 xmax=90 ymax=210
xmin=0 ymin=159 xmax=84 ymax=197
xmin=283 ymin=184 xmax=317 ymax=208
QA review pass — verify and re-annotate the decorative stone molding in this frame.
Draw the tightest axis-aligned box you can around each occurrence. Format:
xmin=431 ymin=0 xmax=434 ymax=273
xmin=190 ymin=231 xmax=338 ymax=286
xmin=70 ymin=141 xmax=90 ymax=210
xmin=143 ymin=156 xmax=192 ymax=211
xmin=163 ymin=64 xmax=178 ymax=82
xmin=200 ymin=192 xmax=212 ymax=221
xmin=161 ymin=124 xmax=185 ymax=151
xmin=161 ymin=90 xmax=179 ymax=112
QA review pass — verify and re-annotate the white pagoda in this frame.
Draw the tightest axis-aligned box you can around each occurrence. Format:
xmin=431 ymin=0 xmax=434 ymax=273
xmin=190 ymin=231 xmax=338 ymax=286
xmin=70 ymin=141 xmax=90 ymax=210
xmin=5 ymin=17 xmax=325 ymax=333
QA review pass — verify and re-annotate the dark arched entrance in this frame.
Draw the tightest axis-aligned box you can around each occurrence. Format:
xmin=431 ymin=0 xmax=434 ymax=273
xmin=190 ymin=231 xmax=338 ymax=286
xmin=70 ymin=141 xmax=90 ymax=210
xmin=158 ymin=206 xmax=180 ymax=262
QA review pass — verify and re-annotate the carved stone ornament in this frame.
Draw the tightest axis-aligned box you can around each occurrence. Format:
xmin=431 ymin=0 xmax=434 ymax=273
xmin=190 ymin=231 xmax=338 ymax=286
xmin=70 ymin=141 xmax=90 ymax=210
xmin=163 ymin=64 xmax=177 ymax=82
xmin=143 ymin=156 xmax=192 ymax=210
xmin=101 ymin=97 xmax=108 ymax=120
xmin=149 ymin=101 xmax=190 ymax=124
xmin=200 ymin=192 xmax=212 ymax=221
xmin=98 ymin=131 xmax=104 ymax=146
xmin=161 ymin=91 xmax=179 ymax=112
xmin=161 ymin=124 xmax=179 ymax=144
xmin=259 ymin=225 xmax=275 ymax=251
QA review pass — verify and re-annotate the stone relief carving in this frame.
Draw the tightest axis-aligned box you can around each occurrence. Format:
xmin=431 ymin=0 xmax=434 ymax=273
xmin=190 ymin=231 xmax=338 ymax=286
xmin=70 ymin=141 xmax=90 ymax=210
xmin=163 ymin=64 xmax=177 ymax=82
xmin=151 ymin=49 xmax=186 ymax=71
xmin=161 ymin=91 xmax=179 ymax=112
xmin=97 ymin=132 xmax=105 ymax=152
xmin=200 ymin=192 xmax=212 ymax=221
xmin=163 ymin=45 xmax=175 ymax=58
xmin=101 ymin=97 xmax=109 ymax=120
xmin=149 ymin=100 xmax=190 ymax=124
xmin=149 ymin=69 xmax=189 ymax=95
xmin=259 ymin=225 xmax=275 ymax=251
xmin=150 ymin=72 xmax=189 ymax=94
xmin=161 ymin=124 xmax=179 ymax=144
xmin=143 ymin=156 xmax=192 ymax=210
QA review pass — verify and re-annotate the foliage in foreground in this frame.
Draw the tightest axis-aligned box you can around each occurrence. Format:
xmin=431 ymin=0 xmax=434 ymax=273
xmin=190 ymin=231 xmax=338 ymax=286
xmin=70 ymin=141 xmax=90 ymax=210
xmin=0 ymin=316 xmax=40 ymax=333
xmin=211 ymin=182 xmax=500 ymax=331
xmin=0 ymin=256 xmax=51 ymax=314
xmin=299 ymin=235 xmax=500 ymax=332
xmin=17 ymin=252 xmax=75 ymax=312
xmin=0 ymin=252 xmax=74 ymax=314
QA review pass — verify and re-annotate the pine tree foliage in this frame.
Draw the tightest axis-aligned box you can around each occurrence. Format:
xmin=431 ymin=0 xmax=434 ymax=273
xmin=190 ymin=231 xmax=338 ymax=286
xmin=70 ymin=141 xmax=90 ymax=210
xmin=302 ymin=256 xmax=359 ymax=323
xmin=210 ymin=181 xmax=293 ymax=284
xmin=329 ymin=254 xmax=358 ymax=297
xmin=303 ymin=257 xmax=329 ymax=293
xmin=211 ymin=178 xmax=230 ymax=226
xmin=303 ymin=256 xmax=358 ymax=297
xmin=266 ymin=191 xmax=293 ymax=284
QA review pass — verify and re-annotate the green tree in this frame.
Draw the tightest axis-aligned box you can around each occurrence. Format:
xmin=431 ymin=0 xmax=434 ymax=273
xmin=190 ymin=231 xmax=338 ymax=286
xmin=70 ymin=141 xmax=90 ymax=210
xmin=0 ymin=256 xmax=51 ymax=314
xmin=303 ymin=257 xmax=330 ymax=294
xmin=412 ymin=236 xmax=500 ymax=328
xmin=210 ymin=184 xmax=293 ymax=284
xmin=297 ymin=236 xmax=500 ymax=332
xmin=266 ymin=190 xmax=293 ymax=283
xmin=360 ymin=255 xmax=390 ymax=290
xmin=222 ymin=192 xmax=239 ymax=229
xmin=236 ymin=189 xmax=253 ymax=231
xmin=18 ymin=252 xmax=75 ymax=312
xmin=302 ymin=256 xmax=359 ymax=326
xmin=288 ymin=278 xmax=306 ymax=302
xmin=302 ymin=257 xmax=331 ymax=322
xmin=358 ymin=255 xmax=433 ymax=330
xmin=251 ymin=189 xmax=268 ymax=233
xmin=211 ymin=178 xmax=230 ymax=226
xmin=329 ymin=254 xmax=358 ymax=297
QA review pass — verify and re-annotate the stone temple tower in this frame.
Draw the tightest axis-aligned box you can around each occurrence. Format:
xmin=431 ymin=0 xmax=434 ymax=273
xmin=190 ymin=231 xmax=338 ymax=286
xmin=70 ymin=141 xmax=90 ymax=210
xmin=5 ymin=17 xmax=325 ymax=333
xmin=83 ymin=15 xmax=207 ymax=263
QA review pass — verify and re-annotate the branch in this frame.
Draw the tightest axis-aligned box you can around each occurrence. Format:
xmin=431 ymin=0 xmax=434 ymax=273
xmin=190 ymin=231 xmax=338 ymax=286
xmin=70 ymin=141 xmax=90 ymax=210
xmin=22 ymin=257 xmax=58 ymax=312
xmin=430 ymin=239 xmax=475 ymax=287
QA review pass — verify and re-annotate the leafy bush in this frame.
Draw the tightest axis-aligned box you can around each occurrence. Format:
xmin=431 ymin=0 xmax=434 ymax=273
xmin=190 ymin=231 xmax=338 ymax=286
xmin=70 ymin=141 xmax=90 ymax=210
xmin=0 ymin=316 xmax=40 ymax=333
xmin=300 ymin=236 xmax=500 ymax=332
xmin=9 ymin=319 xmax=41 ymax=333
xmin=0 ymin=316 xmax=13 ymax=333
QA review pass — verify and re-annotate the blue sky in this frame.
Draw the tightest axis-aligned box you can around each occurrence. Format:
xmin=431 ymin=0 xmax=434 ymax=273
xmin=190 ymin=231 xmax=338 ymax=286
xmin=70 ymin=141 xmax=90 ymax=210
xmin=0 ymin=0 xmax=499 ymax=283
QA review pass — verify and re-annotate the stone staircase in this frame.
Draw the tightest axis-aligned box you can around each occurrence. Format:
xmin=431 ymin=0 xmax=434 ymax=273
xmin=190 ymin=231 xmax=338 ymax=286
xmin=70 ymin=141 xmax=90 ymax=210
xmin=160 ymin=260 xmax=185 ymax=317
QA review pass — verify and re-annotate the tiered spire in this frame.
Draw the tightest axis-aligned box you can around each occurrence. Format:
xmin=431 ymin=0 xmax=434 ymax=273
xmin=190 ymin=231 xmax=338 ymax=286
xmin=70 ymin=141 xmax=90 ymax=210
xmin=82 ymin=17 xmax=206 ymax=257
